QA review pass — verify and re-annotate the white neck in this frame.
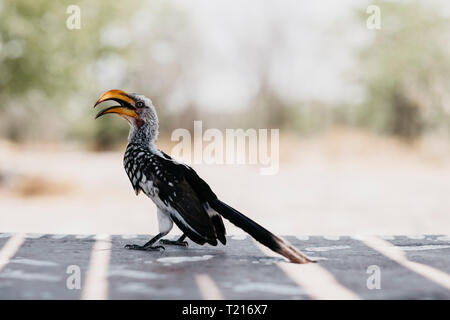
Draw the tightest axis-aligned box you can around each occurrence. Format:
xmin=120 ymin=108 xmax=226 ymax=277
xmin=128 ymin=118 xmax=159 ymax=147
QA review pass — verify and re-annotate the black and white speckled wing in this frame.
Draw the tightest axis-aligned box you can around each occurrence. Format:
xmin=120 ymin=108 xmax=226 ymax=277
xmin=123 ymin=143 xmax=219 ymax=245
xmin=123 ymin=144 xmax=147 ymax=195
xmin=158 ymin=150 xmax=226 ymax=245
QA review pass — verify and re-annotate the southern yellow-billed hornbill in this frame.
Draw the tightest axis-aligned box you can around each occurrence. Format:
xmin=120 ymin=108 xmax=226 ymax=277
xmin=94 ymin=89 xmax=312 ymax=264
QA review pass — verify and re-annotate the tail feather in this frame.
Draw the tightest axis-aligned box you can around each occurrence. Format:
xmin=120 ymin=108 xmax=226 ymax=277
xmin=211 ymin=215 xmax=227 ymax=245
xmin=209 ymin=199 xmax=313 ymax=264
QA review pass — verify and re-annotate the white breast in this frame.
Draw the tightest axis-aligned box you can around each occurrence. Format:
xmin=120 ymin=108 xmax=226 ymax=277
xmin=140 ymin=179 xmax=156 ymax=198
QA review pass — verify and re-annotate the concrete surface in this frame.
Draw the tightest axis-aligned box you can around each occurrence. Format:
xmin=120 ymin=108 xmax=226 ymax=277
xmin=0 ymin=233 xmax=449 ymax=299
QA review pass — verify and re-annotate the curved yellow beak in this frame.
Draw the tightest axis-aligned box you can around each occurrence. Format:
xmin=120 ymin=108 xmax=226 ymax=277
xmin=94 ymin=89 xmax=135 ymax=107
xmin=94 ymin=89 xmax=137 ymax=119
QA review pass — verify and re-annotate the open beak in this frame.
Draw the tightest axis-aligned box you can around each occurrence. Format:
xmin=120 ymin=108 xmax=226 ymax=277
xmin=94 ymin=89 xmax=138 ymax=119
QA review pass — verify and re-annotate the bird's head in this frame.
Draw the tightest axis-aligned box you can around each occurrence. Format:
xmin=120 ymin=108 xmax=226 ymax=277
xmin=94 ymin=89 xmax=159 ymax=142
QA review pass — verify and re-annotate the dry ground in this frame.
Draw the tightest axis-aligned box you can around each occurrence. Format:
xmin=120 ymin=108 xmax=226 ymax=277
xmin=1 ymin=128 xmax=450 ymax=236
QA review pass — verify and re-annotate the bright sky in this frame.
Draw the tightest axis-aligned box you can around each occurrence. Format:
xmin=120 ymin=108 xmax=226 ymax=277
xmin=168 ymin=0 xmax=370 ymax=112
xmin=95 ymin=0 xmax=450 ymax=112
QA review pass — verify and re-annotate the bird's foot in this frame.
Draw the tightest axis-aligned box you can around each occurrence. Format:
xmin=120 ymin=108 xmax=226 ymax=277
xmin=159 ymin=239 xmax=189 ymax=247
xmin=124 ymin=244 xmax=165 ymax=251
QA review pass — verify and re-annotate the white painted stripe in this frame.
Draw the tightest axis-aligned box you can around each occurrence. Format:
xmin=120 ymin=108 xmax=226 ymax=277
xmin=323 ymin=236 xmax=340 ymax=241
xmin=52 ymin=234 xmax=68 ymax=239
xmin=0 ymin=233 xmax=25 ymax=272
xmin=406 ymin=235 xmax=425 ymax=240
xmin=362 ymin=236 xmax=450 ymax=290
xmin=121 ymin=234 xmax=138 ymax=239
xmin=231 ymin=235 xmax=247 ymax=240
xmin=81 ymin=234 xmax=111 ymax=300
xmin=400 ymin=244 xmax=450 ymax=251
xmin=25 ymin=233 xmax=44 ymax=239
xmin=75 ymin=234 xmax=92 ymax=239
xmin=379 ymin=235 xmax=395 ymax=240
xmin=254 ymin=240 xmax=360 ymax=300
xmin=305 ymin=245 xmax=350 ymax=252
xmin=195 ymin=274 xmax=224 ymax=300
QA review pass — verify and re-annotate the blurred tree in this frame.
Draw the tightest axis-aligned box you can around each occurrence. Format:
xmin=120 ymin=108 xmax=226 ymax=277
xmin=0 ymin=0 xmax=139 ymax=142
xmin=355 ymin=0 xmax=450 ymax=140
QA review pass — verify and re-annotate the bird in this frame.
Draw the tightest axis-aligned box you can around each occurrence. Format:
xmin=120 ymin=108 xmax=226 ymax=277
xmin=94 ymin=89 xmax=313 ymax=264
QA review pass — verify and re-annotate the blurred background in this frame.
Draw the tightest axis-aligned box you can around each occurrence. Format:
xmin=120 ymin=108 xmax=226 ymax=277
xmin=1 ymin=0 xmax=450 ymax=236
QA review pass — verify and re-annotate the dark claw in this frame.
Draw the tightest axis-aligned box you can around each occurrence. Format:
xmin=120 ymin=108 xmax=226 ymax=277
xmin=159 ymin=239 xmax=189 ymax=247
xmin=125 ymin=244 xmax=165 ymax=251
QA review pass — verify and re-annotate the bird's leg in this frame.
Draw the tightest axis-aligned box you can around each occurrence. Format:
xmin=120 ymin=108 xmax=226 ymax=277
xmin=125 ymin=233 xmax=165 ymax=251
xmin=159 ymin=234 xmax=188 ymax=247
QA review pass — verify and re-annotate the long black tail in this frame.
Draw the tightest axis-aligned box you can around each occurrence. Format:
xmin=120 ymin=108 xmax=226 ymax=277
xmin=209 ymin=199 xmax=313 ymax=264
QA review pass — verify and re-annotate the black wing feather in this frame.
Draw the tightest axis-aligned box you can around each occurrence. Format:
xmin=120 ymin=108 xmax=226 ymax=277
xmin=125 ymin=144 xmax=219 ymax=245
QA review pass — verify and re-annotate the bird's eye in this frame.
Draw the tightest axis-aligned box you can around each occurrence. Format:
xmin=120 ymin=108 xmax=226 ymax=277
xmin=136 ymin=101 xmax=144 ymax=108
